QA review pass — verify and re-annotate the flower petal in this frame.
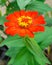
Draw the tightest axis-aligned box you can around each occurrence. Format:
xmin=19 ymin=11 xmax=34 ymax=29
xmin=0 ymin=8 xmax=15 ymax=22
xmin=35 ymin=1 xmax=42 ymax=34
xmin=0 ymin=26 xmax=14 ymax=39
xmin=5 ymin=27 xmax=19 ymax=36
xmin=4 ymin=21 xmax=16 ymax=27
xmin=29 ymin=25 xmax=44 ymax=32
xmin=33 ymin=15 xmax=46 ymax=25
xmin=31 ymin=11 xmax=38 ymax=18
xmin=14 ymin=11 xmax=20 ymax=17
xmin=17 ymin=28 xmax=26 ymax=37
xmin=37 ymin=26 xmax=44 ymax=32
xmin=6 ymin=14 xmax=17 ymax=21
xmin=4 ymin=21 xmax=20 ymax=28
xmin=26 ymin=11 xmax=32 ymax=16
xmin=20 ymin=10 xmax=26 ymax=16
xmin=26 ymin=29 xmax=34 ymax=37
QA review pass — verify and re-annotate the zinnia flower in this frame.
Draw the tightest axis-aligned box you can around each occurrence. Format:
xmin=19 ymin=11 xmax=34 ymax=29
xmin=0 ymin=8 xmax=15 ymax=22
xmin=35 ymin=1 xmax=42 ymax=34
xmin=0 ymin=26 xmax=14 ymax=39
xmin=4 ymin=10 xmax=46 ymax=37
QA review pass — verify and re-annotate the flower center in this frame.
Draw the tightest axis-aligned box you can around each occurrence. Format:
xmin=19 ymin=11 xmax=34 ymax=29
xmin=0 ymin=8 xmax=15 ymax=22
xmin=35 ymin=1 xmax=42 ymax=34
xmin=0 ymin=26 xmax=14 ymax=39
xmin=18 ymin=16 xmax=32 ymax=28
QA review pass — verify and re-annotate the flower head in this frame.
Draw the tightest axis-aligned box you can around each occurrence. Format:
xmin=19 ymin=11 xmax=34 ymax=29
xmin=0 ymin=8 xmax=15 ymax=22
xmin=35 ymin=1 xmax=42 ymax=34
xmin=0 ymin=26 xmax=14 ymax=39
xmin=4 ymin=10 xmax=46 ymax=37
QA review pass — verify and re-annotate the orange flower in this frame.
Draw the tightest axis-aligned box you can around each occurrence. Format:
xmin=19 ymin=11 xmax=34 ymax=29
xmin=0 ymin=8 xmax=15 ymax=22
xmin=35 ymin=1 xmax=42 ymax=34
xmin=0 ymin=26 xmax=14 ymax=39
xmin=4 ymin=10 xmax=46 ymax=37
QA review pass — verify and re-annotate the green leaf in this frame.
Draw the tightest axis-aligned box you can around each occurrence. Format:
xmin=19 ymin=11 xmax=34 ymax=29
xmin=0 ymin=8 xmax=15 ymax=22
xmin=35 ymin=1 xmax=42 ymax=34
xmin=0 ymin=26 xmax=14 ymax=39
xmin=45 ymin=17 xmax=52 ymax=26
xmin=35 ymin=27 xmax=52 ymax=44
xmin=27 ymin=52 xmax=40 ymax=65
xmin=5 ymin=35 xmax=50 ymax=65
xmin=26 ymin=1 xmax=52 ymax=13
xmin=8 ymin=58 xmax=14 ymax=65
xmin=6 ymin=44 xmax=40 ymax=65
xmin=0 ymin=16 xmax=6 ymax=25
xmin=25 ymin=37 xmax=50 ymax=65
xmin=17 ymin=0 xmax=31 ymax=9
xmin=6 ymin=47 xmax=40 ymax=65
xmin=11 ymin=47 xmax=39 ymax=65
xmin=10 ymin=47 xmax=28 ymax=65
xmin=5 ymin=37 xmax=40 ymax=65
xmin=0 ymin=35 xmax=25 ymax=48
xmin=40 ymin=36 xmax=52 ymax=49
xmin=6 ymin=47 xmax=26 ymax=65
xmin=6 ymin=47 xmax=22 ymax=58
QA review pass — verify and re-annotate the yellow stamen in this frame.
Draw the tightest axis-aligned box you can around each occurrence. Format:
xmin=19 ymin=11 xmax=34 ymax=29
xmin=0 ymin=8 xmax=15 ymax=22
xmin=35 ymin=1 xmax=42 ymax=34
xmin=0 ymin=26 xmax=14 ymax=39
xmin=18 ymin=16 xmax=32 ymax=28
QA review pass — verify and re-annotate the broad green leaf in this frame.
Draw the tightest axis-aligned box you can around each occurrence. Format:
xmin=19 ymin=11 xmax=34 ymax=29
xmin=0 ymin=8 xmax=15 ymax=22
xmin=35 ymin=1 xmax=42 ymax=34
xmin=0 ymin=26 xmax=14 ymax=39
xmin=8 ymin=58 xmax=14 ymax=65
xmin=25 ymin=37 xmax=50 ymax=65
xmin=35 ymin=27 xmax=52 ymax=44
xmin=17 ymin=0 xmax=31 ymax=9
xmin=25 ymin=63 xmax=28 ymax=65
xmin=6 ymin=47 xmax=22 ymax=58
xmin=27 ymin=53 xmax=35 ymax=65
xmin=6 ymin=42 xmax=40 ymax=65
xmin=27 ymin=52 xmax=40 ymax=65
xmin=7 ymin=46 xmax=39 ymax=65
xmin=26 ymin=1 xmax=52 ymax=13
xmin=12 ymin=47 xmax=28 ymax=65
xmin=0 ymin=16 xmax=6 ymax=25
xmin=7 ymin=47 xmax=26 ymax=65
xmin=0 ymin=35 xmax=25 ymax=48
xmin=40 ymin=36 xmax=52 ymax=49
xmin=12 ymin=47 xmax=39 ymax=65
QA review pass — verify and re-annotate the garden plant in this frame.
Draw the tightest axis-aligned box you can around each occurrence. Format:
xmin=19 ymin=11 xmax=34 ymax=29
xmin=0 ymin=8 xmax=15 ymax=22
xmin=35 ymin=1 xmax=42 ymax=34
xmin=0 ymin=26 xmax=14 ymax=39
xmin=0 ymin=0 xmax=52 ymax=65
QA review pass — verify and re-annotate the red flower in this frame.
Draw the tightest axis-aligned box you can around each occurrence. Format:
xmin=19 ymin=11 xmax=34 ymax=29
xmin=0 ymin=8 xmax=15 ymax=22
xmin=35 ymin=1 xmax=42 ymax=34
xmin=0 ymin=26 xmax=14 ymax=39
xmin=4 ymin=10 xmax=46 ymax=37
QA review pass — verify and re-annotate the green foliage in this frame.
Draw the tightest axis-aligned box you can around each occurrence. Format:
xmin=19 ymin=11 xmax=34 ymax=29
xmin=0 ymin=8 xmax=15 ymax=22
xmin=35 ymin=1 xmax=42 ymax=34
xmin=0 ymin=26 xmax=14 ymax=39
xmin=12 ymin=47 xmax=28 ymax=65
xmin=6 ymin=1 xmax=20 ymax=15
xmin=6 ymin=47 xmax=40 ymax=65
xmin=0 ymin=35 xmax=25 ymax=48
xmin=45 ymin=17 xmax=52 ymax=26
xmin=25 ymin=37 xmax=50 ymax=65
xmin=35 ymin=27 xmax=52 ymax=49
xmin=5 ymin=37 xmax=50 ymax=65
xmin=0 ymin=0 xmax=7 ymax=5
xmin=40 ymin=36 xmax=52 ymax=49
xmin=6 ymin=47 xmax=22 ymax=58
xmin=26 ymin=1 xmax=52 ymax=13
xmin=16 ymin=0 xmax=31 ymax=9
